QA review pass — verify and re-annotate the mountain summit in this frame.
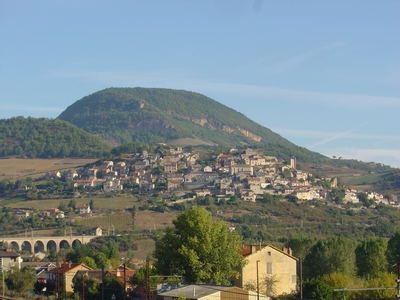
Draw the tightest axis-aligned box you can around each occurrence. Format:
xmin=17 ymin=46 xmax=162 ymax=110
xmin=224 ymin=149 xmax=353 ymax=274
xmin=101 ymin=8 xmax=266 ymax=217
xmin=58 ymin=87 xmax=326 ymax=162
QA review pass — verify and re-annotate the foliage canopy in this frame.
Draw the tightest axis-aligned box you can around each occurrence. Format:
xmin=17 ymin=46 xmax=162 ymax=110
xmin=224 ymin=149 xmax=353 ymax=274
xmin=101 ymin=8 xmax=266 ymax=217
xmin=153 ymin=206 xmax=246 ymax=285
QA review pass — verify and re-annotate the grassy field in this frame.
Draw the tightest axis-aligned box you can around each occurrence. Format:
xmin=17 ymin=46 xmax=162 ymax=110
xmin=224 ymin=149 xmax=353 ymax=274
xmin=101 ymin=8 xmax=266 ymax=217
xmin=3 ymin=195 xmax=138 ymax=211
xmin=343 ymin=172 xmax=388 ymax=186
xmin=0 ymin=158 xmax=98 ymax=181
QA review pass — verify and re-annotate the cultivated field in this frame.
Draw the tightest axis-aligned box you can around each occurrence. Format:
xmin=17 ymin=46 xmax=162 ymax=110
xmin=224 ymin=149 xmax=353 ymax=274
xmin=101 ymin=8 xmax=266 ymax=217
xmin=77 ymin=212 xmax=134 ymax=232
xmin=5 ymin=196 xmax=138 ymax=211
xmin=133 ymin=237 xmax=156 ymax=260
xmin=301 ymin=162 xmax=369 ymax=178
xmin=77 ymin=210 xmax=176 ymax=233
xmin=0 ymin=158 xmax=98 ymax=181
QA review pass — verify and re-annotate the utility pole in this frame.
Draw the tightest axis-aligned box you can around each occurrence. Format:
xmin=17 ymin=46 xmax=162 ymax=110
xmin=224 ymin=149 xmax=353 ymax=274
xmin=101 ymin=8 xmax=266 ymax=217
xmin=146 ymin=260 xmax=150 ymax=300
xmin=101 ymin=266 xmax=105 ymax=300
xmin=1 ymin=261 xmax=4 ymax=299
xmin=123 ymin=263 xmax=127 ymax=300
xmin=82 ymin=275 xmax=85 ymax=300
xmin=256 ymin=260 xmax=260 ymax=300
xmin=300 ymin=257 xmax=303 ymax=299
xmin=397 ymin=262 xmax=400 ymax=299
xmin=56 ymin=255 xmax=59 ymax=300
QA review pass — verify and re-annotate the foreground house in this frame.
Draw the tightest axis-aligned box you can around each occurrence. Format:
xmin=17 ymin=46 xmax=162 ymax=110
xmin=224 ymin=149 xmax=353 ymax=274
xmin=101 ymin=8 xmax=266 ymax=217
xmin=157 ymin=284 xmax=269 ymax=300
xmin=0 ymin=248 xmax=21 ymax=271
xmin=47 ymin=262 xmax=92 ymax=293
xmin=106 ymin=265 xmax=136 ymax=292
xmin=232 ymin=245 xmax=298 ymax=297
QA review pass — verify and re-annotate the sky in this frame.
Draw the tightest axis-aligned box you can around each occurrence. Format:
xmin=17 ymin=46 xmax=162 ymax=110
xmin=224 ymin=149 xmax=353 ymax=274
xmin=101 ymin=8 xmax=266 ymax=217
xmin=1 ymin=1 xmax=399 ymax=168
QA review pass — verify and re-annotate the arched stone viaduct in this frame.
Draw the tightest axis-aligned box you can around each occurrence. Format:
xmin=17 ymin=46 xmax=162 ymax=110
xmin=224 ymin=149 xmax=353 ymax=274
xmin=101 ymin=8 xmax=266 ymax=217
xmin=0 ymin=235 xmax=96 ymax=253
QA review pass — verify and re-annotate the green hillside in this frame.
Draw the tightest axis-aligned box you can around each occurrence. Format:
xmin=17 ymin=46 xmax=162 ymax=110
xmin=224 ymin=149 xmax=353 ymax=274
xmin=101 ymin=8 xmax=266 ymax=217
xmin=0 ymin=117 xmax=111 ymax=158
xmin=58 ymin=87 xmax=328 ymax=163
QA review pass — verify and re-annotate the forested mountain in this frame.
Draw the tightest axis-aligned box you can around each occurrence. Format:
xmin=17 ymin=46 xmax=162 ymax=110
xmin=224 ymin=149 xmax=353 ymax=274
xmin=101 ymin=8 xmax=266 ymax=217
xmin=58 ymin=87 xmax=327 ymax=163
xmin=0 ymin=117 xmax=111 ymax=158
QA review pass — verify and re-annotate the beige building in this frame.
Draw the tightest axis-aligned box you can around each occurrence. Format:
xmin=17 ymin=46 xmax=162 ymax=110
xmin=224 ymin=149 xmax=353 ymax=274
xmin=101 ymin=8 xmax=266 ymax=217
xmin=233 ymin=245 xmax=297 ymax=297
xmin=47 ymin=262 xmax=92 ymax=293
xmin=230 ymin=164 xmax=253 ymax=176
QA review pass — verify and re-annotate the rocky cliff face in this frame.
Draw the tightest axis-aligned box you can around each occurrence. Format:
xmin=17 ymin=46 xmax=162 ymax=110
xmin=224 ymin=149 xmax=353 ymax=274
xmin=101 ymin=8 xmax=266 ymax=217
xmin=126 ymin=118 xmax=176 ymax=133
xmin=170 ymin=110 xmax=262 ymax=142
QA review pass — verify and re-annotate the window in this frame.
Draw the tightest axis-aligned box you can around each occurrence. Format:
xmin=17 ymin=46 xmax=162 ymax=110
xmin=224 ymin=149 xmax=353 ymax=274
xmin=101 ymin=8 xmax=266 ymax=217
xmin=292 ymin=275 xmax=297 ymax=283
xmin=267 ymin=251 xmax=271 ymax=256
xmin=266 ymin=262 xmax=272 ymax=274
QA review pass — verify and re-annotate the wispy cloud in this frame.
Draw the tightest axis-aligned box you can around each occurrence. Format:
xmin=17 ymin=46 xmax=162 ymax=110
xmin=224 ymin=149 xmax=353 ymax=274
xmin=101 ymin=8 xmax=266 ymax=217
xmin=200 ymin=81 xmax=400 ymax=109
xmin=269 ymin=42 xmax=346 ymax=73
xmin=45 ymin=68 xmax=400 ymax=109
xmin=271 ymin=127 xmax=400 ymax=143
xmin=307 ymin=128 xmax=361 ymax=149
xmin=323 ymin=147 xmax=400 ymax=168
xmin=234 ymin=42 xmax=346 ymax=74
xmin=270 ymin=127 xmax=400 ymax=167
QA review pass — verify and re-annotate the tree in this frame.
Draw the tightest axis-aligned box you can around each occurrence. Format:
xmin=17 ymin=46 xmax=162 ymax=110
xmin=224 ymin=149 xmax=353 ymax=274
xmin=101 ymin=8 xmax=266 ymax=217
xmin=356 ymin=272 xmax=397 ymax=299
xmin=302 ymin=277 xmax=334 ymax=300
xmin=102 ymin=276 xmax=124 ymax=300
xmin=101 ymin=241 xmax=120 ymax=269
xmin=303 ymin=236 xmax=356 ymax=280
xmin=358 ymin=192 xmax=374 ymax=208
xmin=83 ymin=256 xmax=97 ymax=269
xmin=6 ymin=266 xmax=37 ymax=294
xmin=355 ymin=238 xmax=388 ymax=278
xmin=287 ymin=234 xmax=318 ymax=260
xmin=89 ymin=199 xmax=94 ymax=211
xmin=386 ymin=230 xmax=400 ymax=267
xmin=153 ymin=206 xmax=245 ymax=284
xmin=68 ymin=199 xmax=77 ymax=210
xmin=72 ymin=275 xmax=101 ymax=300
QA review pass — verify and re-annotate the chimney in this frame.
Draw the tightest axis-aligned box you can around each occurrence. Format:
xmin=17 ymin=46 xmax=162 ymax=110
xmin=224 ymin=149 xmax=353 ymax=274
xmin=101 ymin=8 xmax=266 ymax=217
xmin=251 ymin=245 xmax=257 ymax=253
xmin=69 ymin=261 xmax=72 ymax=268
xmin=193 ymin=287 xmax=196 ymax=296
xmin=288 ymin=247 xmax=293 ymax=256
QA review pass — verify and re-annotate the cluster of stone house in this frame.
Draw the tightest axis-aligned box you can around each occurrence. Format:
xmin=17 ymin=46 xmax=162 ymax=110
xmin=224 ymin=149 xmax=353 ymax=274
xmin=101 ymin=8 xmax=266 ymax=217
xmin=45 ymin=147 xmax=393 ymax=206
xmin=343 ymin=189 xmax=397 ymax=205
xmin=12 ymin=204 xmax=91 ymax=220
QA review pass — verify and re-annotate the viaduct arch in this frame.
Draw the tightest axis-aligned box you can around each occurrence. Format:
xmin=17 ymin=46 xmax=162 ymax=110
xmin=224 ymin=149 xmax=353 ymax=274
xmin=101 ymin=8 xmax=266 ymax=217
xmin=0 ymin=235 xmax=96 ymax=253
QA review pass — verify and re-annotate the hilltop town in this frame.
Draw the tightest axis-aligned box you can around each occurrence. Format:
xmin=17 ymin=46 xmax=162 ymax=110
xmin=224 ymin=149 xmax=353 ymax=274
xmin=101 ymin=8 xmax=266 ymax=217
xmin=40 ymin=147 xmax=397 ymax=212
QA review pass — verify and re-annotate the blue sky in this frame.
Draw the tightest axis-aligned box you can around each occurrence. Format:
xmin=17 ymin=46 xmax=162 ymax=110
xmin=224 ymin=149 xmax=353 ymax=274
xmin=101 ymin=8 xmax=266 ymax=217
xmin=1 ymin=1 xmax=399 ymax=167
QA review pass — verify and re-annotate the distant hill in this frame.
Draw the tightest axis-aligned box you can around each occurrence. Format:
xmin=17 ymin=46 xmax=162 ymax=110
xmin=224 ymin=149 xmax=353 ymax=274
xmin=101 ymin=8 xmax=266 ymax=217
xmin=58 ymin=87 xmax=328 ymax=163
xmin=0 ymin=117 xmax=111 ymax=158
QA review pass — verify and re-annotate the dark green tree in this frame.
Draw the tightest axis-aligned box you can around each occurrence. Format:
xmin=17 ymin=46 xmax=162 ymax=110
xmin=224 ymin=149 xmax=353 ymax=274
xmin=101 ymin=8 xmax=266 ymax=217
xmin=386 ymin=230 xmax=400 ymax=267
xmin=303 ymin=236 xmax=356 ymax=280
xmin=302 ymin=277 xmax=334 ymax=300
xmin=89 ymin=199 xmax=94 ymax=211
xmin=6 ymin=266 xmax=37 ymax=294
xmin=287 ymin=234 xmax=318 ymax=260
xmin=355 ymin=237 xmax=388 ymax=278
xmin=68 ymin=199 xmax=77 ymax=210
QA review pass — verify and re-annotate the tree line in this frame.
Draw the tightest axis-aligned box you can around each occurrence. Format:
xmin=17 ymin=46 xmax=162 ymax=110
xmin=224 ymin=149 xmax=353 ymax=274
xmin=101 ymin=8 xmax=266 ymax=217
xmin=0 ymin=117 xmax=111 ymax=158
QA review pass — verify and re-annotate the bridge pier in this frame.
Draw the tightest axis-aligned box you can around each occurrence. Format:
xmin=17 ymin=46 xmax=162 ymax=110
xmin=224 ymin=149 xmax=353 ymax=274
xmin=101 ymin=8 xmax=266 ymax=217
xmin=0 ymin=235 xmax=96 ymax=254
